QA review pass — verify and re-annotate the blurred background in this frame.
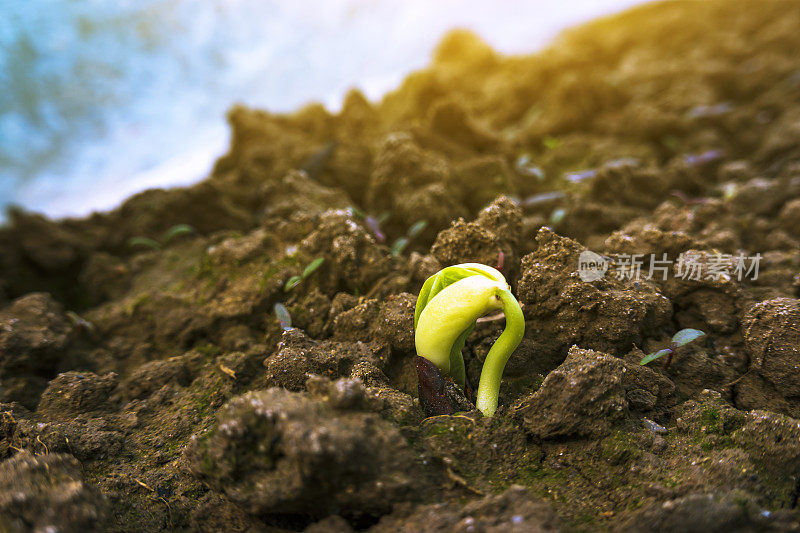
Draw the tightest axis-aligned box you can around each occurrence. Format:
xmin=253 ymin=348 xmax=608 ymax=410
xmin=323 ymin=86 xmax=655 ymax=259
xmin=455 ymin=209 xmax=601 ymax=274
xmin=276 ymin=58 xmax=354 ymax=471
xmin=0 ymin=0 xmax=644 ymax=222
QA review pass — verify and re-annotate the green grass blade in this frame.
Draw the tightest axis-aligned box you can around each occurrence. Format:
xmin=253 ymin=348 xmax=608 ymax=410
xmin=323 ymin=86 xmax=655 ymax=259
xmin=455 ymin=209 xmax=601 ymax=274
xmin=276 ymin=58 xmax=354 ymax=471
xmin=301 ymin=257 xmax=325 ymax=279
xmin=162 ymin=224 xmax=195 ymax=243
xmin=640 ymin=348 xmax=673 ymax=365
xmin=127 ymin=236 xmax=162 ymax=250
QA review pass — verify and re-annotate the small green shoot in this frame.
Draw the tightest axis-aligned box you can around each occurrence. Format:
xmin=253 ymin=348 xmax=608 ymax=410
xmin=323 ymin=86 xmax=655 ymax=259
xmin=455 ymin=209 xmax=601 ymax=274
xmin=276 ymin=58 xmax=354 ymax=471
xmin=273 ymin=302 xmax=292 ymax=330
xmin=392 ymin=220 xmax=428 ymax=255
xmin=549 ymin=208 xmax=566 ymax=225
xmin=407 ymin=220 xmax=428 ymax=238
xmin=128 ymin=224 xmax=197 ymax=250
xmin=639 ymin=348 xmax=673 ymax=366
xmin=284 ymin=257 xmax=325 ymax=292
xmin=376 ymin=211 xmax=391 ymax=225
xmin=721 ymin=183 xmax=738 ymax=201
xmin=348 ymin=207 xmax=391 ymax=242
xmin=640 ymin=328 xmax=706 ymax=367
xmin=391 ymin=238 xmax=409 ymax=255
xmin=127 ymin=236 xmax=162 ymax=250
xmin=302 ymin=257 xmax=325 ymax=278
xmin=162 ymin=224 xmax=196 ymax=243
xmin=542 ymin=135 xmax=561 ymax=150
xmin=284 ymin=276 xmax=302 ymax=292
xmin=415 ymin=263 xmax=524 ymax=417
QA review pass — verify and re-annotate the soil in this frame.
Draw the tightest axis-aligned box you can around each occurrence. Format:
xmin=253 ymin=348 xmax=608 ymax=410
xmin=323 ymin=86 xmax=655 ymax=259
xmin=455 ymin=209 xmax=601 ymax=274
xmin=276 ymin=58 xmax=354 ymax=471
xmin=2 ymin=1 xmax=800 ymax=531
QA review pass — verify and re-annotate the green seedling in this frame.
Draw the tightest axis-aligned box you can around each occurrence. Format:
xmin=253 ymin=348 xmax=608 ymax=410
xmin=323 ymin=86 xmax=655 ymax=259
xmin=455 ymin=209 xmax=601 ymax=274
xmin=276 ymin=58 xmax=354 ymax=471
xmin=273 ymin=302 xmax=292 ymax=330
xmin=549 ymin=208 xmax=566 ymax=226
xmin=284 ymin=257 xmax=325 ymax=292
xmin=127 ymin=224 xmax=197 ymax=250
xmin=391 ymin=220 xmax=428 ymax=255
xmin=542 ymin=135 xmax=562 ymax=150
xmin=640 ymin=328 xmax=706 ymax=368
xmin=349 ymin=207 xmax=390 ymax=242
xmin=414 ymin=263 xmax=525 ymax=417
xmin=127 ymin=236 xmax=162 ymax=250
xmin=162 ymin=224 xmax=195 ymax=243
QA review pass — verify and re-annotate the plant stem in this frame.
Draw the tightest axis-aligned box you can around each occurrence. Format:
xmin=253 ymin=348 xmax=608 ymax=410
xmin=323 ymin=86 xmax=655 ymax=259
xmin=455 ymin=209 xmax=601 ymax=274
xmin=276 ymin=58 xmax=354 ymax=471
xmin=475 ymin=289 xmax=525 ymax=417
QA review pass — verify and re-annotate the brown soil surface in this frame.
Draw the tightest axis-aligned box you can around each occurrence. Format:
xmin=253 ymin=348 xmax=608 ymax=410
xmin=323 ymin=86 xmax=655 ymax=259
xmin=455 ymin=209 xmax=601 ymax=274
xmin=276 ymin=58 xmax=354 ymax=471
xmin=3 ymin=1 xmax=800 ymax=531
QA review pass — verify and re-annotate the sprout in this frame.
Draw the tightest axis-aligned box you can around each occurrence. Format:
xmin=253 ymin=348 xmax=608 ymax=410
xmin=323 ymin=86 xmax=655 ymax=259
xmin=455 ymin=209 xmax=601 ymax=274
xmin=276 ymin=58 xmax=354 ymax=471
xmin=302 ymin=257 xmax=325 ymax=278
xmin=391 ymin=220 xmax=428 ymax=255
xmin=414 ymin=263 xmax=525 ymax=417
xmin=127 ymin=236 xmax=162 ymax=250
xmin=348 ymin=207 xmax=390 ymax=242
xmin=549 ymin=208 xmax=566 ymax=225
xmin=542 ymin=136 xmax=561 ymax=150
xmin=162 ymin=223 xmax=195 ymax=243
xmin=640 ymin=328 xmax=706 ymax=367
xmin=284 ymin=257 xmax=325 ymax=292
xmin=273 ymin=302 xmax=292 ymax=330
xmin=128 ymin=224 xmax=197 ymax=250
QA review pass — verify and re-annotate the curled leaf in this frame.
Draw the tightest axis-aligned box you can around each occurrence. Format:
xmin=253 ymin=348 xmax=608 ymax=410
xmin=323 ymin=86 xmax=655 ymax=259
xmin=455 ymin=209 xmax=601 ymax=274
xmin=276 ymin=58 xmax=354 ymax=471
xmin=414 ymin=263 xmax=505 ymax=328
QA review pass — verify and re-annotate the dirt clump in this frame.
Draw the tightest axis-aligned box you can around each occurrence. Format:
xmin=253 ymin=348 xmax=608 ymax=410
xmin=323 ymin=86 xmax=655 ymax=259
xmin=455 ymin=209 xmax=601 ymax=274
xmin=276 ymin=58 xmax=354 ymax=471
xmin=0 ymin=451 xmax=109 ymax=532
xmin=619 ymin=491 xmax=798 ymax=533
xmin=0 ymin=293 xmax=76 ymax=408
xmin=431 ymin=196 xmax=522 ymax=275
xmin=188 ymin=383 xmax=442 ymax=520
xmin=517 ymin=228 xmax=672 ymax=361
xmin=515 ymin=346 xmax=628 ymax=439
xmin=373 ymin=485 xmax=560 ymax=532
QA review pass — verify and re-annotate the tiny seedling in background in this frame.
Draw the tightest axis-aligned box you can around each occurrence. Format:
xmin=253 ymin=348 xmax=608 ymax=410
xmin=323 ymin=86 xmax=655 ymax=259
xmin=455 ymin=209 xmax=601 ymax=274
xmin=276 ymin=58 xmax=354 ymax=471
xmin=127 ymin=224 xmax=197 ymax=250
xmin=284 ymin=257 xmax=325 ymax=292
xmin=515 ymin=154 xmax=546 ymax=181
xmin=391 ymin=220 xmax=428 ymax=255
xmin=162 ymin=224 xmax=195 ymax=243
xmin=542 ymin=135 xmax=561 ymax=150
xmin=273 ymin=302 xmax=292 ymax=330
xmin=127 ymin=236 xmax=162 ymax=250
xmin=640 ymin=328 xmax=706 ymax=368
xmin=549 ymin=208 xmax=566 ymax=226
xmin=349 ymin=206 xmax=390 ymax=242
